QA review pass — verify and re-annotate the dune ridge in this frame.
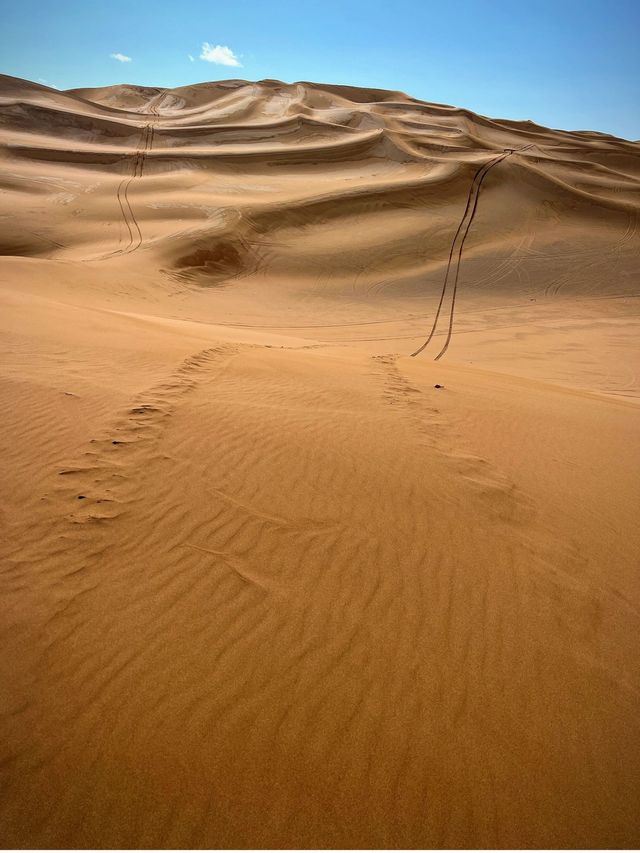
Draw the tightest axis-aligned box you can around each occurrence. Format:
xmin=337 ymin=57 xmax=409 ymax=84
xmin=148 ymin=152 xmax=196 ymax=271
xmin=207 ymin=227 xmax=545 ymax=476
xmin=0 ymin=75 xmax=639 ymax=848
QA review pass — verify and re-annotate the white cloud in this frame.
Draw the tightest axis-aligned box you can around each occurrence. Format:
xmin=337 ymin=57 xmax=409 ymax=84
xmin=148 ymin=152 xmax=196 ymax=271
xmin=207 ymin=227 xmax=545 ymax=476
xmin=37 ymin=78 xmax=58 ymax=88
xmin=199 ymin=43 xmax=242 ymax=67
xmin=110 ymin=52 xmax=132 ymax=63
xmin=188 ymin=54 xmax=195 ymax=62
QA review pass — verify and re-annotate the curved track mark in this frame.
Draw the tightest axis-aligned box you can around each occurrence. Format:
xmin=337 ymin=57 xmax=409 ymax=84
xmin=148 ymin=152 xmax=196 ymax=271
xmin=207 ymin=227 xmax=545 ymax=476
xmin=104 ymin=91 xmax=164 ymax=258
xmin=411 ymin=145 xmax=532 ymax=360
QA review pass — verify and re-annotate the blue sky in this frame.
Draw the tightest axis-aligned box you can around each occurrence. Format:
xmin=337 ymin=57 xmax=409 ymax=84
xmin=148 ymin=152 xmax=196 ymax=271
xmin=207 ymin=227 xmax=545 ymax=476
xmin=1 ymin=0 xmax=639 ymax=139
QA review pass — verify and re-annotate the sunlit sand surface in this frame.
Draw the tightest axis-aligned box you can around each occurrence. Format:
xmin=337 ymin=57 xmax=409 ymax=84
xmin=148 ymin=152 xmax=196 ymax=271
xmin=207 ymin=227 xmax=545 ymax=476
xmin=1 ymin=74 xmax=639 ymax=848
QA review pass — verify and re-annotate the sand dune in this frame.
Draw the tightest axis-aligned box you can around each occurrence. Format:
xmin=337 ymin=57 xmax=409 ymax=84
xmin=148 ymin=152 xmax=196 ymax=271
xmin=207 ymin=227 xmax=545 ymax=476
xmin=0 ymin=74 xmax=639 ymax=848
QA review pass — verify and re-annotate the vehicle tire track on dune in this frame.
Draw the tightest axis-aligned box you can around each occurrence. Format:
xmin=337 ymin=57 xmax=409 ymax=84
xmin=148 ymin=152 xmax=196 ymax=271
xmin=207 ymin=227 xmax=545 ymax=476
xmin=463 ymin=230 xmax=534 ymax=293
xmin=103 ymin=92 xmax=163 ymax=259
xmin=412 ymin=146 xmax=533 ymax=361
xmin=103 ymin=127 xmax=146 ymax=259
xmin=411 ymin=154 xmax=509 ymax=359
xmin=542 ymin=208 xmax=639 ymax=298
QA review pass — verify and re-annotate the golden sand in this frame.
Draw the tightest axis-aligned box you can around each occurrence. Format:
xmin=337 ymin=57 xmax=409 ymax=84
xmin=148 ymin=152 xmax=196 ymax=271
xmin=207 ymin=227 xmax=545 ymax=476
xmin=1 ymin=75 xmax=639 ymax=847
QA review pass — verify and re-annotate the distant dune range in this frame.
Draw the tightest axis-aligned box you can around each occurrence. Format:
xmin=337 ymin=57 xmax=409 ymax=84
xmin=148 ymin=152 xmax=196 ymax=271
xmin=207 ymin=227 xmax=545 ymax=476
xmin=0 ymin=75 xmax=639 ymax=848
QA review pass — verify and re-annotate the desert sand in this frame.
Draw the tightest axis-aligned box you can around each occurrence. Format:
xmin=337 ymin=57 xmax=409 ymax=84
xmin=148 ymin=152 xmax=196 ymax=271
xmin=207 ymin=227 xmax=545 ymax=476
xmin=0 ymin=74 xmax=639 ymax=848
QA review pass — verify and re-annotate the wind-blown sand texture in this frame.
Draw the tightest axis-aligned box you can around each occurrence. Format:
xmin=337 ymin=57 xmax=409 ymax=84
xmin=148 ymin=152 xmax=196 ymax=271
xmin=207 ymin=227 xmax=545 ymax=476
xmin=1 ymin=74 xmax=639 ymax=848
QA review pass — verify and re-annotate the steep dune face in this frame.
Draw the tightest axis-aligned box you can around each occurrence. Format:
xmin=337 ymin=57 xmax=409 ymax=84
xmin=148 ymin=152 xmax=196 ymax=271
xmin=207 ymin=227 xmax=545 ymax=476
xmin=0 ymin=75 xmax=639 ymax=848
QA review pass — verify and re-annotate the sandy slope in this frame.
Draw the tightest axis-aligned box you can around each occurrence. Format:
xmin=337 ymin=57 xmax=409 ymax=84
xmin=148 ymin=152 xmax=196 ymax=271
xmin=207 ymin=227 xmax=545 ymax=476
xmin=0 ymin=74 xmax=639 ymax=848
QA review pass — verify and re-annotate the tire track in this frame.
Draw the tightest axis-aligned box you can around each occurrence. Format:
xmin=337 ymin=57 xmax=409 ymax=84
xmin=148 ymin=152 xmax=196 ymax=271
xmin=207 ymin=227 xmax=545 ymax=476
xmin=104 ymin=91 xmax=163 ymax=259
xmin=411 ymin=145 xmax=533 ymax=360
xmin=103 ymin=127 xmax=146 ymax=259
